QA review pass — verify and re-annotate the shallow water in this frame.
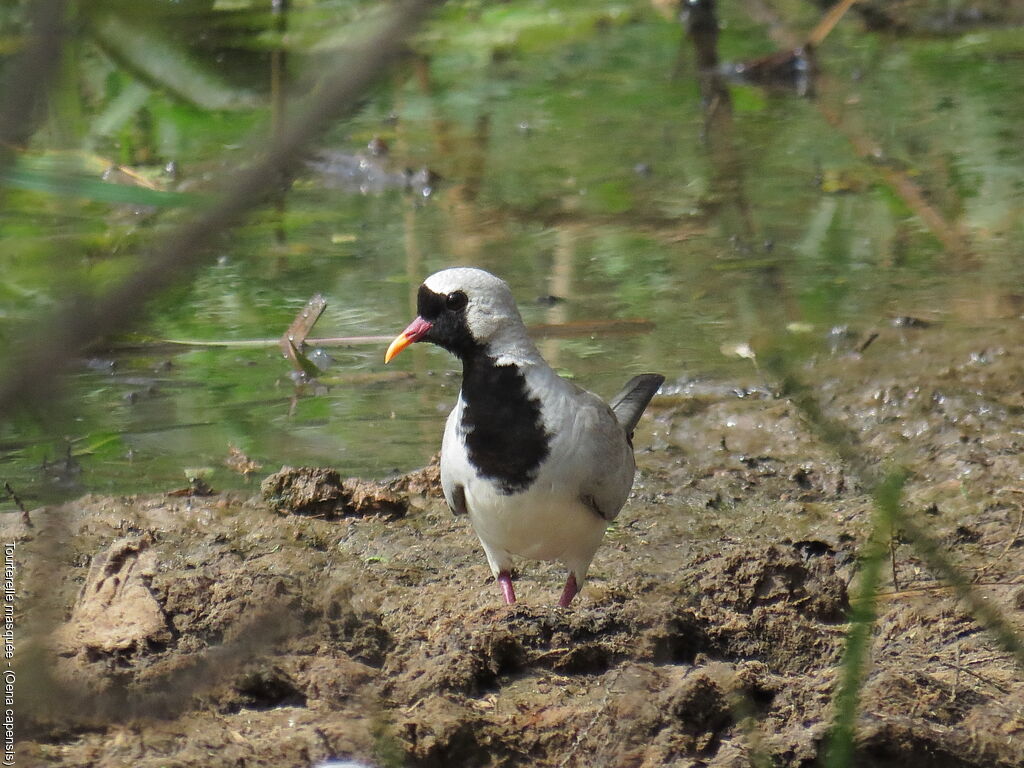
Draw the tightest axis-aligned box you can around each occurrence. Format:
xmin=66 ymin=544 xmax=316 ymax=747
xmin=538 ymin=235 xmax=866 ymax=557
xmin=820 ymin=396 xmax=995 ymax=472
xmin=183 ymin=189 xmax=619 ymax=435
xmin=1 ymin=0 xmax=1023 ymax=505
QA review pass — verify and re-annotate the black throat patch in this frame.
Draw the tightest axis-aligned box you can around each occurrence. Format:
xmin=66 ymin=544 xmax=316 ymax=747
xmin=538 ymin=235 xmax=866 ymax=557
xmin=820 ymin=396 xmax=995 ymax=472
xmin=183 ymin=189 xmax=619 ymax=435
xmin=460 ymin=350 xmax=550 ymax=495
xmin=417 ymin=284 xmax=475 ymax=358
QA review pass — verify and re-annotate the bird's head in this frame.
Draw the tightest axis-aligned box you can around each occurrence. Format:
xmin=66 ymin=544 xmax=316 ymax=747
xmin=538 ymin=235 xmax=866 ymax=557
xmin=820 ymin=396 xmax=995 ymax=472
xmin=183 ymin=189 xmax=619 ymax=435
xmin=385 ymin=267 xmax=527 ymax=362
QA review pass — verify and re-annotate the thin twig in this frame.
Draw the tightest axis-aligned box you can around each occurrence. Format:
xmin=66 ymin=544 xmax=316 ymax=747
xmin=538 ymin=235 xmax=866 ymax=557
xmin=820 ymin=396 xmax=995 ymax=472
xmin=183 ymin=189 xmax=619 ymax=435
xmin=940 ymin=659 xmax=1012 ymax=696
xmin=950 ymin=644 xmax=960 ymax=701
xmin=557 ymin=669 xmax=620 ymax=768
xmin=2 ymin=481 xmax=31 ymax=527
xmin=973 ymin=505 xmax=1024 ymax=577
xmin=856 ymin=331 xmax=879 ymax=354
xmin=874 ymin=580 xmax=1022 ymax=601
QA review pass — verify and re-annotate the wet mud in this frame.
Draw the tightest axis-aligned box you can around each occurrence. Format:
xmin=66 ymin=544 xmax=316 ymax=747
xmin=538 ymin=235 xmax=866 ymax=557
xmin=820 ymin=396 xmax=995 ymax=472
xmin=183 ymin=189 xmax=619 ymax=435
xmin=11 ymin=320 xmax=1024 ymax=767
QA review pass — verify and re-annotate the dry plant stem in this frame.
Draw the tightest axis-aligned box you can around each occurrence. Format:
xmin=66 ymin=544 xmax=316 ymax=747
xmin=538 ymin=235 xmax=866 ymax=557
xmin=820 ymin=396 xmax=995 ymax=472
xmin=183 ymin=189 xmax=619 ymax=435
xmin=895 ymin=509 xmax=1024 ymax=668
xmin=889 ymin=530 xmax=899 ymax=591
xmin=0 ymin=0 xmax=439 ymax=421
xmin=875 ymin=581 xmax=1018 ymax=601
xmin=938 ymin=660 xmax=1012 ymax=696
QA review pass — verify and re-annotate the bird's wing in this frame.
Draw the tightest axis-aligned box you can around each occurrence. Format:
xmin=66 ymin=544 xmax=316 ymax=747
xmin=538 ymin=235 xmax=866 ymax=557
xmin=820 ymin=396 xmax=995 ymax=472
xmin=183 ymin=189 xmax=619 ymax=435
xmin=440 ymin=399 xmax=469 ymax=516
xmin=608 ymin=374 xmax=664 ymax=437
xmin=561 ymin=389 xmax=636 ymax=522
xmin=449 ymin=484 xmax=467 ymax=516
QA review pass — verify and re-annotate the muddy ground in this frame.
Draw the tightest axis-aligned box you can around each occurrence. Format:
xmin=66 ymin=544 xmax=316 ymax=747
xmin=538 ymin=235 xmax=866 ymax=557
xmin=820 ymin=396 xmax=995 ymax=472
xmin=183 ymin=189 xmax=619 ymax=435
xmin=10 ymin=319 xmax=1024 ymax=768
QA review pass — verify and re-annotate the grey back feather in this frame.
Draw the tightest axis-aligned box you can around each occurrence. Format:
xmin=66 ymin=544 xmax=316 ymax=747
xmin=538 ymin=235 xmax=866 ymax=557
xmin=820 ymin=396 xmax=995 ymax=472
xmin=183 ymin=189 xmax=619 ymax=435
xmin=608 ymin=374 xmax=664 ymax=436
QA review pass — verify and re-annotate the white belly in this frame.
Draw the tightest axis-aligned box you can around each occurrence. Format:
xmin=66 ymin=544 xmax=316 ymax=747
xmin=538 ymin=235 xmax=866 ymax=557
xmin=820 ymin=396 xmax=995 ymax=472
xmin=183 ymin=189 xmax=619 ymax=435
xmin=465 ymin=478 xmax=607 ymax=571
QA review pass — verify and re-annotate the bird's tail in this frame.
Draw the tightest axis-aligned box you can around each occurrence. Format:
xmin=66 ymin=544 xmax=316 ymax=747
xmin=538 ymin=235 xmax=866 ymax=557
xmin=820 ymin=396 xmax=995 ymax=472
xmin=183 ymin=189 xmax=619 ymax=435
xmin=609 ymin=374 xmax=665 ymax=437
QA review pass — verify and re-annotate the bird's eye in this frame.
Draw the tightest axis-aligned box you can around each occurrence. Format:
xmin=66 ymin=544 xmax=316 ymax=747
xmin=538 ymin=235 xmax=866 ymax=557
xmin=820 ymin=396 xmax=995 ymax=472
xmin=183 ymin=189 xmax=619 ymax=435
xmin=446 ymin=291 xmax=468 ymax=311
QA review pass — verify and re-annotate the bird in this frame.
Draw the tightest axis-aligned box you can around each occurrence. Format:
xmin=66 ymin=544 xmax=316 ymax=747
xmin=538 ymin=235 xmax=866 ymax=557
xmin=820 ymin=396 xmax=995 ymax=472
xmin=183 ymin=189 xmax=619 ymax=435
xmin=385 ymin=267 xmax=663 ymax=606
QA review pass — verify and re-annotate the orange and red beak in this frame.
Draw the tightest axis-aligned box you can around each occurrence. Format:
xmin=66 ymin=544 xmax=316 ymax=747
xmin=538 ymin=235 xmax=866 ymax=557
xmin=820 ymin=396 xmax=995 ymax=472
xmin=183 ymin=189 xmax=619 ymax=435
xmin=384 ymin=316 xmax=433 ymax=363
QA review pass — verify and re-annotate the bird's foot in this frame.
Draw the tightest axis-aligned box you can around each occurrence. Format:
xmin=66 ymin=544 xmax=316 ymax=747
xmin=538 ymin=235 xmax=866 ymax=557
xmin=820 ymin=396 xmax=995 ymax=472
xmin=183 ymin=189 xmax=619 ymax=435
xmin=557 ymin=573 xmax=579 ymax=607
xmin=498 ymin=571 xmax=517 ymax=604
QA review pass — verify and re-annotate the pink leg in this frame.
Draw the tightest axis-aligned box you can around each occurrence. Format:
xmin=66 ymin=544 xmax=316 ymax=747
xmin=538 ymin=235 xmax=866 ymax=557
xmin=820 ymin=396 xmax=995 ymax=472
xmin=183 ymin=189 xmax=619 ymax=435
xmin=498 ymin=570 xmax=516 ymax=605
xmin=557 ymin=572 xmax=579 ymax=607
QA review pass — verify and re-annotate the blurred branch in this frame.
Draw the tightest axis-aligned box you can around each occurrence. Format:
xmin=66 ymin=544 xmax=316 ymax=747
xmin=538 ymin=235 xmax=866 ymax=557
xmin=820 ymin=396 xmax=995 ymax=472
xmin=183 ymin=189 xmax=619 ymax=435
xmin=22 ymin=605 xmax=297 ymax=735
xmin=11 ymin=4 xmax=436 ymax=722
xmin=0 ymin=0 xmax=439 ymax=420
xmin=89 ymin=12 xmax=258 ymax=110
xmin=765 ymin=347 xmax=1024 ymax=666
xmin=0 ymin=0 xmax=69 ymax=165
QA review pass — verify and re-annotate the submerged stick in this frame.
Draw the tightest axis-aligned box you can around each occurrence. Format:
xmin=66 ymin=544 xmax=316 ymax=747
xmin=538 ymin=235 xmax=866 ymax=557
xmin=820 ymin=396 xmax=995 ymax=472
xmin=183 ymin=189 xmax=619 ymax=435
xmin=806 ymin=0 xmax=860 ymax=48
xmin=280 ymin=294 xmax=327 ymax=375
xmin=107 ymin=318 xmax=655 ymax=352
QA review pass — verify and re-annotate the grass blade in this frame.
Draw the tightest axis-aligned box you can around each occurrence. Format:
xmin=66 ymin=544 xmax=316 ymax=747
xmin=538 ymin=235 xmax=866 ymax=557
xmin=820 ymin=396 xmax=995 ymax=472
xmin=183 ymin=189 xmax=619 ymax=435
xmin=823 ymin=471 xmax=904 ymax=768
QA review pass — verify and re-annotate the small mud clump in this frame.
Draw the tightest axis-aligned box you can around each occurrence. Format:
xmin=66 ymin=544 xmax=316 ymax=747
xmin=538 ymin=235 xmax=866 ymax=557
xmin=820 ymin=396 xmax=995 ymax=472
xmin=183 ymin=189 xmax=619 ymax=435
xmin=54 ymin=535 xmax=172 ymax=661
xmin=261 ymin=465 xmax=407 ymax=518
xmin=700 ymin=543 xmax=850 ymax=622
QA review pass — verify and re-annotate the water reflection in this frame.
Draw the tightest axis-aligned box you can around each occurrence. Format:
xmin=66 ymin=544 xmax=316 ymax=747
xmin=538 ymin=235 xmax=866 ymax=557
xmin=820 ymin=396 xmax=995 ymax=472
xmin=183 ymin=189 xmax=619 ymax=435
xmin=2 ymin=1 xmax=1024 ymax=505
